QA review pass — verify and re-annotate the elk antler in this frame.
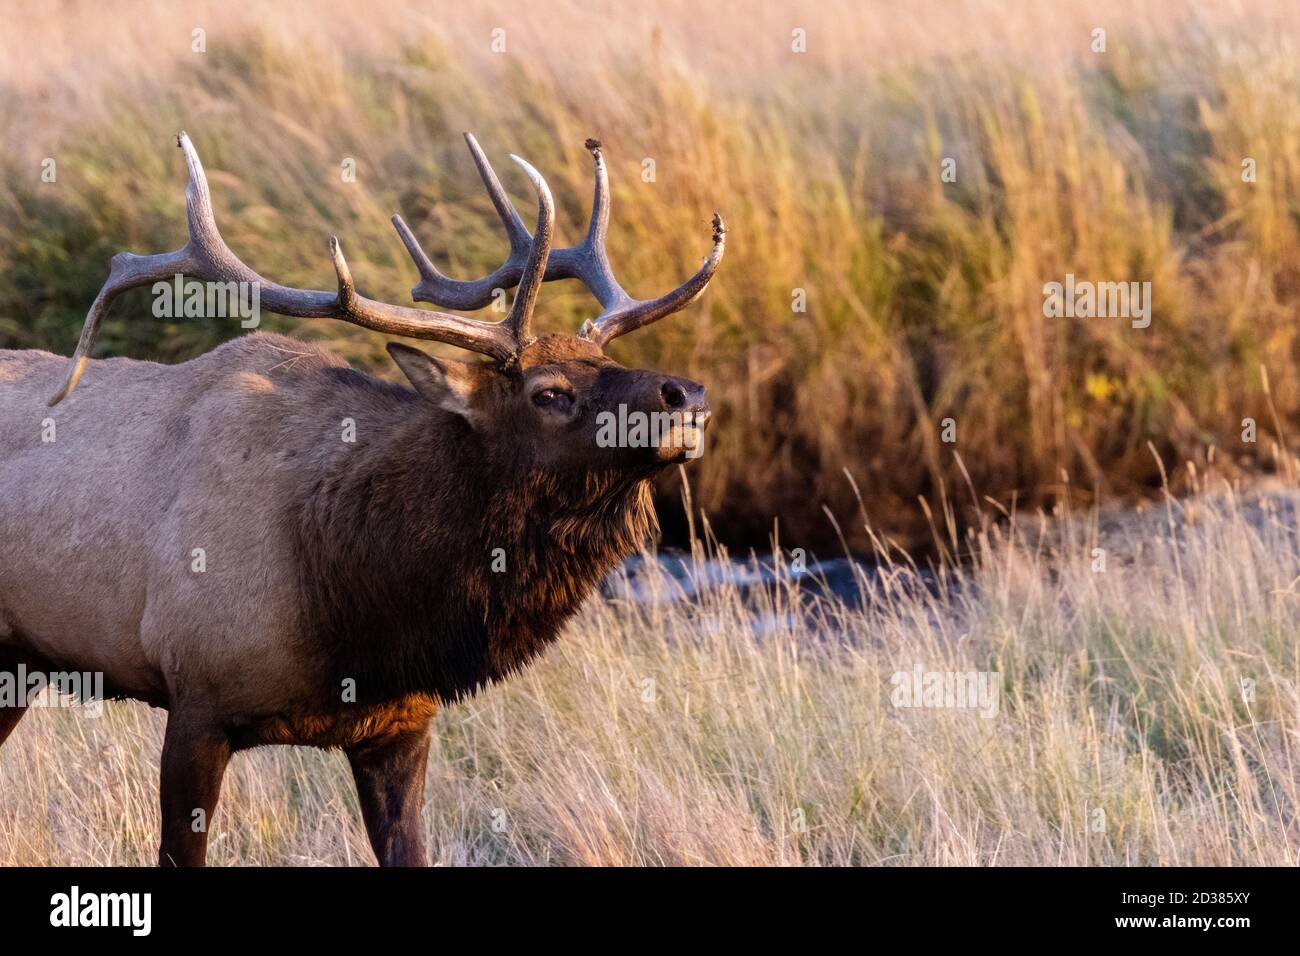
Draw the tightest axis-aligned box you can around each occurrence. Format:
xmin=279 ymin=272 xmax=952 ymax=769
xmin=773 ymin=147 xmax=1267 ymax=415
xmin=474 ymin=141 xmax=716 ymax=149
xmin=49 ymin=132 xmax=555 ymax=405
xmin=393 ymin=135 xmax=726 ymax=347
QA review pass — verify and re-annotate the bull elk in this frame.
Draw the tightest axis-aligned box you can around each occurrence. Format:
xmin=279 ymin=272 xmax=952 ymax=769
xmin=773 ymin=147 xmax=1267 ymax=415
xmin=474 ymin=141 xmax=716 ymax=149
xmin=0 ymin=131 xmax=724 ymax=866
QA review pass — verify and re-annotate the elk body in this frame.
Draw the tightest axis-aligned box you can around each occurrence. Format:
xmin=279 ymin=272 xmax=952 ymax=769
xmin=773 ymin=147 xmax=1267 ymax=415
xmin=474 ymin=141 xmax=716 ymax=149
xmin=0 ymin=133 xmax=723 ymax=866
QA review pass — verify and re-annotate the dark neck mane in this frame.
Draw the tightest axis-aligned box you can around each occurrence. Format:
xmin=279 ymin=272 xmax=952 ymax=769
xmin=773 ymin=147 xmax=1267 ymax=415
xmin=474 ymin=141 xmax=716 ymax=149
xmin=294 ymin=402 xmax=658 ymax=706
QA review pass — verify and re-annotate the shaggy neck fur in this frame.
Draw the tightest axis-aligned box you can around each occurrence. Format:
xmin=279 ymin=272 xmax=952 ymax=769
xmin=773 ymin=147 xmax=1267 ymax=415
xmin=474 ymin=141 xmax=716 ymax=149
xmin=294 ymin=398 xmax=658 ymax=707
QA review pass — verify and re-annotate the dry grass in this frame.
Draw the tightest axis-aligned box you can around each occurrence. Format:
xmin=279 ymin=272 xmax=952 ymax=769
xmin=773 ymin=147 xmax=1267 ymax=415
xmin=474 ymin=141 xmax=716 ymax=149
xmin=5 ymin=1 xmax=1300 ymax=550
xmin=2 ymin=1 xmax=1299 ymax=866
xmin=2 ymin=468 xmax=1297 ymax=866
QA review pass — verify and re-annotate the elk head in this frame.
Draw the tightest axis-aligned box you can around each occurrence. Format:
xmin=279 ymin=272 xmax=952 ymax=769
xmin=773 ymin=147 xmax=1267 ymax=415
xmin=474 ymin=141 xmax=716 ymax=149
xmin=50 ymin=133 xmax=724 ymax=488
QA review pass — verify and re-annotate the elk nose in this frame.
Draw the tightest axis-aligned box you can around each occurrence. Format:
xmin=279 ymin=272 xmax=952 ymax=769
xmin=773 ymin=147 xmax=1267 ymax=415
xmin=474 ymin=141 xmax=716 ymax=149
xmin=661 ymin=380 xmax=688 ymax=409
xmin=660 ymin=377 xmax=707 ymax=412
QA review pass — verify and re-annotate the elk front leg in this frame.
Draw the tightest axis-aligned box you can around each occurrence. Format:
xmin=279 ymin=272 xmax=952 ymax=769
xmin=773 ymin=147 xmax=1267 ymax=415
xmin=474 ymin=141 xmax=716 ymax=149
xmin=0 ymin=703 xmax=25 ymax=749
xmin=0 ymin=649 xmax=31 ymax=748
xmin=157 ymin=712 xmax=231 ymax=867
xmin=348 ymin=724 xmax=433 ymax=867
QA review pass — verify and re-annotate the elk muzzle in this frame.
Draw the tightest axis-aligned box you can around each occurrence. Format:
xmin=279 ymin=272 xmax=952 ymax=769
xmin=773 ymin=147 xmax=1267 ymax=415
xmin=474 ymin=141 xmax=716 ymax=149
xmin=651 ymin=375 xmax=710 ymax=461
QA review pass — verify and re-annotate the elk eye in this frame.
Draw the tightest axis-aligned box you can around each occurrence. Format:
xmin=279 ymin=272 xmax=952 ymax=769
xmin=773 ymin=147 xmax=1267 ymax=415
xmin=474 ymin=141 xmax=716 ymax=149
xmin=532 ymin=388 xmax=573 ymax=412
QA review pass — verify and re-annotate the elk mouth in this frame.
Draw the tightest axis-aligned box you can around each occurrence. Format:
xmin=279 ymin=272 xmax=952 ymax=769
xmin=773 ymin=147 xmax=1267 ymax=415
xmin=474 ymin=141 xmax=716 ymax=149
xmin=654 ymin=409 xmax=712 ymax=463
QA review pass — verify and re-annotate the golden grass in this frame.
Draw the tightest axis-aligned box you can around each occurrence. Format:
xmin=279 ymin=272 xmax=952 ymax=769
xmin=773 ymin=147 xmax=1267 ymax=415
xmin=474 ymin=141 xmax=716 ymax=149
xmin=2 ymin=1 xmax=1299 ymax=866
xmin=6 ymin=1 xmax=1300 ymax=550
xmin=2 ymin=469 xmax=1297 ymax=866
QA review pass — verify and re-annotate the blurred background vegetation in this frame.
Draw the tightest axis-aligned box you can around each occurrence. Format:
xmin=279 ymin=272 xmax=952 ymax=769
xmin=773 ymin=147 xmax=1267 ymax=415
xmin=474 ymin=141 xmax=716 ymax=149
xmin=3 ymin=0 xmax=1298 ymax=554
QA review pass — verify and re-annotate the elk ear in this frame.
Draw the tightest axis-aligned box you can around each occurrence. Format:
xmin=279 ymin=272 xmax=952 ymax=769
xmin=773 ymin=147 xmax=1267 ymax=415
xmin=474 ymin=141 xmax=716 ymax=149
xmin=387 ymin=343 xmax=486 ymax=423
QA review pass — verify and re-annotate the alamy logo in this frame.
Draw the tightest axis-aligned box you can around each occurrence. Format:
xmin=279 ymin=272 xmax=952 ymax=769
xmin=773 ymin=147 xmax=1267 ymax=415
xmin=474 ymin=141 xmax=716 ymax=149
xmin=890 ymin=665 xmax=1000 ymax=718
xmin=1042 ymin=273 xmax=1151 ymax=328
xmin=0 ymin=665 xmax=105 ymax=717
xmin=152 ymin=274 xmax=261 ymax=328
xmin=50 ymin=886 xmax=151 ymax=936
xmin=595 ymin=404 xmax=708 ymax=458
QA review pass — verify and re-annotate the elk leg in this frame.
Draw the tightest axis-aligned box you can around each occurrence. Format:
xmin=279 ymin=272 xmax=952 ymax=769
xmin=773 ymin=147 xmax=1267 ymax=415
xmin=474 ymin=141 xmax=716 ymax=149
xmin=347 ymin=723 xmax=433 ymax=866
xmin=0 ymin=649 xmax=30 ymax=748
xmin=157 ymin=712 xmax=231 ymax=867
xmin=0 ymin=704 xmax=25 ymax=749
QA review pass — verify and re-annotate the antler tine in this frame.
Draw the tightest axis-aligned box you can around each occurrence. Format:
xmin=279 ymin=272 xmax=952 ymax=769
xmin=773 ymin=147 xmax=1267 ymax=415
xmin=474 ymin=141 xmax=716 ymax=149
xmin=465 ymin=133 xmax=533 ymax=252
xmin=565 ymin=138 xmax=630 ymax=312
xmin=576 ymin=212 xmax=726 ymax=346
xmin=567 ymin=138 xmax=725 ymax=345
xmin=49 ymin=132 xmax=530 ymax=405
xmin=390 ymin=135 xmax=725 ymax=347
xmin=505 ymin=156 xmax=555 ymax=347
xmin=392 ymin=133 xmax=536 ymax=311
